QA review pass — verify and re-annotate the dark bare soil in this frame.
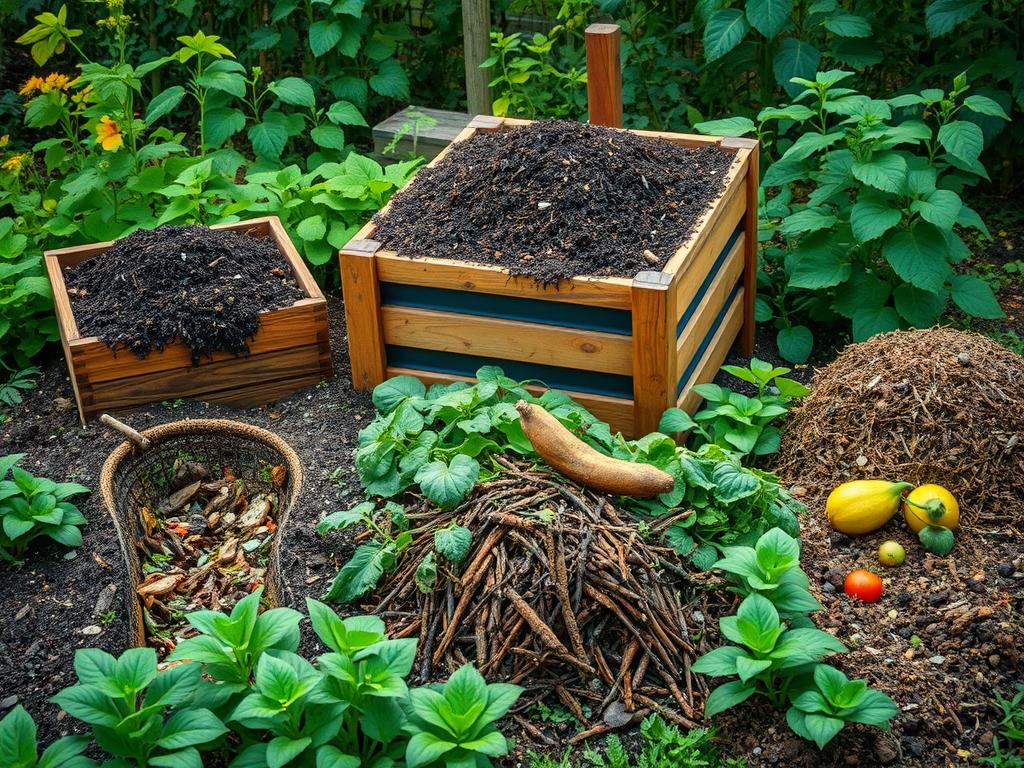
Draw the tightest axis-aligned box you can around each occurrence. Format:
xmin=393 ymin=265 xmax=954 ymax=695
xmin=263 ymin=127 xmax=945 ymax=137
xmin=374 ymin=120 xmax=735 ymax=283
xmin=66 ymin=225 xmax=305 ymax=363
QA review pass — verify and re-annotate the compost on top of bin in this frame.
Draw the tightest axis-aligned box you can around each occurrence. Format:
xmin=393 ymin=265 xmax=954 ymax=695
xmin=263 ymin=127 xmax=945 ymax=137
xmin=372 ymin=120 xmax=736 ymax=283
xmin=65 ymin=225 xmax=305 ymax=364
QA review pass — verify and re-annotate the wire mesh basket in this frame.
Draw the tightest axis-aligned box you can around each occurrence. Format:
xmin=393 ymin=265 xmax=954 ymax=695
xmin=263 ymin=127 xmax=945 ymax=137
xmin=100 ymin=418 xmax=303 ymax=647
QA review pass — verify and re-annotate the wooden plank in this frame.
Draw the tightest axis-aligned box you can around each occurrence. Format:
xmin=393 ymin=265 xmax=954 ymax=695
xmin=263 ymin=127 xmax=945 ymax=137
xmin=722 ymin=137 xmax=760 ymax=355
xmin=375 ymin=253 xmax=632 ymax=309
xmin=677 ymin=289 xmax=745 ymax=414
xmin=674 ymin=234 xmax=745 ymax=376
xmin=630 ymin=271 xmax=674 ymax=436
xmin=70 ymin=301 xmax=326 ymax=384
xmin=664 ymin=155 xmax=748 ymax=277
xmin=372 ymin=107 xmax=474 ymax=161
xmin=671 ymin=199 xmax=746 ymax=326
xmin=462 ymin=0 xmax=492 ymax=116
xmin=381 ymin=306 xmax=633 ymax=375
xmin=386 ymin=366 xmax=634 ymax=436
xmin=82 ymin=344 xmax=323 ymax=413
xmin=586 ymin=24 xmax=622 ymax=128
xmin=340 ymin=240 xmax=387 ymax=391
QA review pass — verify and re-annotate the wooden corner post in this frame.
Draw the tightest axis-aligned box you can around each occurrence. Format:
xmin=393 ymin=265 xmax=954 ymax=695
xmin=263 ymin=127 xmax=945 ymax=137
xmin=462 ymin=0 xmax=492 ymax=117
xmin=631 ymin=271 xmax=674 ymax=436
xmin=339 ymin=239 xmax=386 ymax=391
xmin=722 ymin=136 xmax=760 ymax=356
xmin=585 ymin=23 xmax=623 ymax=128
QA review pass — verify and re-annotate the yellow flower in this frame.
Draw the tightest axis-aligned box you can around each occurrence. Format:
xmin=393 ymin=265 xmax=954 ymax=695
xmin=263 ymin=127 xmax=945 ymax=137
xmin=71 ymin=83 xmax=93 ymax=105
xmin=2 ymin=153 xmax=29 ymax=175
xmin=18 ymin=76 xmax=44 ymax=96
xmin=40 ymin=72 xmax=73 ymax=93
xmin=0 ymin=135 xmax=8 ymax=148
xmin=95 ymin=115 xmax=124 ymax=151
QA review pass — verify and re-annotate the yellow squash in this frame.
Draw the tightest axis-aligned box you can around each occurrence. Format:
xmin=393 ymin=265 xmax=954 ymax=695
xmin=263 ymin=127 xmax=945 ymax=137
xmin=903 ymin=484 xmax=959 ymax=533
xmin=826 ymin=480 xmax=913 ymax=535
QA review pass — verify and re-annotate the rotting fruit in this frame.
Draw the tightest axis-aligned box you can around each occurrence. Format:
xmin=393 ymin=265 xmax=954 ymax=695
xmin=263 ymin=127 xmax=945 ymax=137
xmin=904 ymin=484 xmax=960 ymax=534
xmin=826 ymin=480 xmax=913 ymax=535
xmin=878 ymin=541 xmax=906 ymax=567
xmin=844 ymin=568 xmax=883 ymax=603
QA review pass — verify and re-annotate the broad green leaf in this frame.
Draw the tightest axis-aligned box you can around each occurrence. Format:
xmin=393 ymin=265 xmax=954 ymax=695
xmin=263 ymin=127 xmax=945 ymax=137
xmin=703 ymin=9 xmax=750 ymax=62
xmin=925 ymin=0 xmax=982 ymax=36
xmin=322 ymin=542 xmax=395 ymax=603
xmin=0 ymin=705 xmax=36 ymax=767
xmin=694 ymin=117 xmax=756 ymax=137
xmin=786 ymin=708 xmax=845 ymax=749
xmin=963 ymin=95 xmax=1010 ymax=120
xmin=850 ymin=192 xmax=902 ymax=242
xmin=269 ymin=77 xmax=316 ymax=108
xmin=415 ymin=455 xmax=480 ymax=509
xmin=773 ymin=38 xmax=820 ymax=95
xmin=893 ymin=284 xmax=946 ymax=327
xmin=691 ymin=645 xmax=744 ymax=677
xmin=910 ymin=189 xmax=961 ymax=229
xmin=851 ymin=305 xmax=901 ymax=341
xmin=326 ymin=100 xmax=368 ymax=127
xmin=787 ymin=243 xmax=849 ymax=290
xmin=937 ymin=120 xmax=983 ymax=164
xmin=296 ymin=214 xmax=326 ymax=242
xmin=434 ymin=525 xmax=472 ymax=563
xmin=369 ymin=59 xmax=409 ymax=100
xmin=309 ymin=21 xmax=343 ymax=56
xmin=745 ymin=0 xmax=791 ymax=39
xmin=158 ymin=709 xmax=227 ymax=750
xmin=776 ymin=325 xmax=813 ymax=363
xmin=311 ymin=124 xmax=345 ymax=150
xmin=372 ymin=375 xmax=425 ymax=413
xmin=882 ymin=223 xmax=952 ymax=294
xmin=704 ymin=680 xmax=756 ymax=717
xmin=823 ymin=11 xmax=871 ymax=37
xmin=778 ymin=208 xmax=837 ymax=236
xmin=248 ymin=121 xmax=289 ymax=159
xmin=950 ymin=274 xmax=1004 ymax=319
xmin=659 ymin=407 xmax=698 ymax=433
xmin=146 ymin=86 xmax=186 ymax=124
xmin=851 ymin=152 xmax=907 ymax=194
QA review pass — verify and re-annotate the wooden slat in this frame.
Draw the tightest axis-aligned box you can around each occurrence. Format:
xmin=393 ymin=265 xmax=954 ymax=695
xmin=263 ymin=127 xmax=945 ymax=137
xmin=374 ymin=253 xmax=632 ymax=309
xmin=586 ymin=24 xmax=623 ymax=128
xmin=82 ymin=344 xmax=323 ymax=413
xmin=340 ymin=240 xmax=387 ymax=390
xmin=675 ymin=235 xmax=745 ymax=376
xmin=663 ymin=151 xmax=750 ymax=276
xmin=722 ymin=137 xmax=760 ymax=355
xmin=386 ymin=366 xmax=634 ymax=437
xmin=70 ymin=300 xmax=325 ymax=384
xmin=630 ymin=271 xmax=674 ymax=436
xmin=381 ymin=306 xmax=633 ymax=375
xmin=677 ymin=289 xmax=745 ymax=414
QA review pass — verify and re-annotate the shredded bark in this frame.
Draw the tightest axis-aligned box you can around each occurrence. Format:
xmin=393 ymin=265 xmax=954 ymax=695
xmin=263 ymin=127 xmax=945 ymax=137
xmin=65 ymin=224 xmax=305 ymax=363
xmin=373 ymin=120 xmax=735 ymax=283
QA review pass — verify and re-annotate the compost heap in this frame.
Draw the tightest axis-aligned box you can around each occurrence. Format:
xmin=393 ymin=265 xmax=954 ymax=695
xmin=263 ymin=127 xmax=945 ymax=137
xmin=134 ymin=458 xmax=286 ymax=655
xmin=368 ymin=461 xmax=707 ymax=738
xmin=373 ymin=120 xmax=735 ymax=283
xmin=65 ymin=224 xmax=304 ymax=363
xmin=772 ymin=328 xmax=1024 ymax=521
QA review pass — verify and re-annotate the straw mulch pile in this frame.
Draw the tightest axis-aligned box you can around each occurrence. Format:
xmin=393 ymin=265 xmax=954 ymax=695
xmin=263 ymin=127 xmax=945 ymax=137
xmin=772 ymin=327 xmax=1024 ymax=522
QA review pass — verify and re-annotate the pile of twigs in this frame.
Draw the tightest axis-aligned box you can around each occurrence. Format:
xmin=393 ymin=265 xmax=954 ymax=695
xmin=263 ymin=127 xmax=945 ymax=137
xmin=368 ymin=460 xmax=707 ymax=742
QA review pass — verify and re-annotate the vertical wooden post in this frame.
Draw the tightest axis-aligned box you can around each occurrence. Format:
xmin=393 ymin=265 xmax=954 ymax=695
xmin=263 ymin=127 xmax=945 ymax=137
xmin=585 ymin=23 xmax=623 ymax=128
xmin=721 ymin=138 xmax=760 ymax=356
xmin=462 ymin=0 xmax=492 ymax=117
xmin=631 ymin=271 xmax=674 ymax=436
xmin=339 ymin=239 xmax=387 ymax=391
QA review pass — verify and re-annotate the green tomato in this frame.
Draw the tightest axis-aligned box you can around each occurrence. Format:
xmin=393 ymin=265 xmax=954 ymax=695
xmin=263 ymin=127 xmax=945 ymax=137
xmin=878 ymin=540 xmax=906 ymax=568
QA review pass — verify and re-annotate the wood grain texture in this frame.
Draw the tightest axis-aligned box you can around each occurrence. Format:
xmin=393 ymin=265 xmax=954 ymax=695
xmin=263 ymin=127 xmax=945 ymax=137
xmin=674 ymin=235 xmax=745 ymax=376
xmin=381 ymin=305 xmax=633 ymax=374
xmin=677 ymin=289 xmax=745 ymax=414
xmin=386 ymin=366 xmax=635 ymax=436
xmin=461 ymin=0 xmax=492 ymax=117
xmin=45 ymin=216 xmax=330 ymax=423
xmin=340 ymin=241 xmax=387 ymax=390
xmin=631 ymin=271 xmax=674 ymax=436
xmin=585 ymin=24 xmax=623 ymax=128
xmin=721 ymin=137 xmax=760 ymax=355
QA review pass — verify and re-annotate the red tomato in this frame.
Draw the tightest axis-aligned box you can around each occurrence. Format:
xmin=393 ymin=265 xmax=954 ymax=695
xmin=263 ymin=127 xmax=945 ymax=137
xmin=844 ymin=568 xmax=883 ymax=603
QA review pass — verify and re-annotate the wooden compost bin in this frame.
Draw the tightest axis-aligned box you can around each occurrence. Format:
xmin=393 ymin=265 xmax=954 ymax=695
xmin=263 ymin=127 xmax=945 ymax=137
xmin=45 ymin=216 xmax=332 ymax=425
xmin=340 ymin=116 xmax=758 ymax=437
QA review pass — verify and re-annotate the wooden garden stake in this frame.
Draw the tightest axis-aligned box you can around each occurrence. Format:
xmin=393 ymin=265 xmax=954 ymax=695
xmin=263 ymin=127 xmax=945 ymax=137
xmin=462 ymin=0 xmax=492 ymax=116
xmin=585 ymin=23 xmax=623 ymax=128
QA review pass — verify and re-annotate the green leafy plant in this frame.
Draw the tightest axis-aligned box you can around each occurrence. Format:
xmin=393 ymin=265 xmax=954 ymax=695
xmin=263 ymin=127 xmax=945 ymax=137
xmin=483 ymin=29 xmax=587 ymax=119
xmin=697 ymin=71 xmax=1008 ymax=362
xmin=0 ymin=705 xmax=94 ymax=768
xmin=0 ymin=454 xmax=89 ymax=560
xmin=50 ymin=647 xmax=228 ymax=767
xmin=659 ymin=358 xmax=808 ymax=460
xmin=583 ymin=714 xmax=745 ymax=767
xmin=0 ymin=365 xmax=39 ymax=407
xmin=982 ymin=685 xmax=1024 ymax=768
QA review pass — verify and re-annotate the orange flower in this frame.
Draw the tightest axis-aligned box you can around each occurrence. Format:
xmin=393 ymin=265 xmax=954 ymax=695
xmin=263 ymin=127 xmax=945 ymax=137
xmin=40 ymin=72 xmax=73 ymax=93
xmin=95 ymin=115 xmax=123 ymax=151
xmin=2 ymin=153 xmax=29 ymax=175
xmin=18 ymin=76 xmax=44 ymax=96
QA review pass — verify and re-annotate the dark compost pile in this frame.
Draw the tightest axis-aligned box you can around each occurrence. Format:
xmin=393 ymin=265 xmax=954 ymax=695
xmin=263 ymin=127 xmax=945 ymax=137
xmin=772 ymin=328 xmax=1024 ymax=521
xmin=66 ymin=225 xmax=305 ymax=363
xmin=373 ymin=120 xmax=735 ymax=283
xmin=366 ymin=461 xmax=707 ymax=742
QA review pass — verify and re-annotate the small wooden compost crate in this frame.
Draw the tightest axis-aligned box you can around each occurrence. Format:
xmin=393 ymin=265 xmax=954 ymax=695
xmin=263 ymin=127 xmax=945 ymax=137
xmin=45 ymin=216 xmax=332 ymax=425
xmin=340 ymin=116 xmax=758 ymax=437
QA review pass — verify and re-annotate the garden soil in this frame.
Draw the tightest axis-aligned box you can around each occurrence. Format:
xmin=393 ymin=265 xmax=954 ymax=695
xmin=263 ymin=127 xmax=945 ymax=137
xmin=65 ymin=224 xmax=305 ymax=363
xmin=2 ymin=301 xmax=1021 ymax=767
xmin=373 ymin=120 xmax=734 ymax=283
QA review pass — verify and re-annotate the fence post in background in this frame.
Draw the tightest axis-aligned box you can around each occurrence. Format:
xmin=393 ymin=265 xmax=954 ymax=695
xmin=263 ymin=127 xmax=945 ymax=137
xmin=462 ymin=0 xmax=492 ymax=117
xmin=585 ymin=23 xmax=623 ymax=128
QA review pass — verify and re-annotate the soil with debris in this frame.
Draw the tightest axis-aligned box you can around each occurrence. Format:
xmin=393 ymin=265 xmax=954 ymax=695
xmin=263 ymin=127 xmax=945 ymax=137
xmin=772 ymin=327 xmax=1024 ymax=520
xmin=65 ymin=225 xmax=305 ymax=363
xmin=373 ymin=120 xmax=735 ymax=283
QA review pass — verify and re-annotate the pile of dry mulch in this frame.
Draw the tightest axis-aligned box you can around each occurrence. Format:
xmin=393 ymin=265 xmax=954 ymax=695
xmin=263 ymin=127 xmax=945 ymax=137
xmin=772 ymin=327 xmax=1024 ymax=522
xmin=66 ymin=224 xmax=304 ymax=363
xmin=373 ymin=120 xmax=735 ymax=283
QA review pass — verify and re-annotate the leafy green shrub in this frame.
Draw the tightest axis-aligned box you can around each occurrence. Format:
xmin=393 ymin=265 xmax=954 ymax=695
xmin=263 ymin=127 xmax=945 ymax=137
xmin=0 ymin=454 xmax=89 ymax=561
xmin=0 ymin=705 xmax=94 ymax=768
xmin=582 ymin=714 xmax=745 ymax=767
xmin=697 ymin=70 xmax=1007 ymax=362
xmin=659 ymin=358 xmax=808 ymax=460
xmin=483 ymin=29 xmax=587 ymax=119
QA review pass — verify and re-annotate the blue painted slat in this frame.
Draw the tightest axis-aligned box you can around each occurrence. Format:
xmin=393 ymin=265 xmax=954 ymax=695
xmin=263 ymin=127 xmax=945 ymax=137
xmin=380 ymin=282 xmax=633 ymax=335
xmin=386 ymin=345 xmax=634 ymax=399
xmin=675 ymin=282 xmax=742 ymax=397
xmin=675 ymin=218 xmax=745 ymax=338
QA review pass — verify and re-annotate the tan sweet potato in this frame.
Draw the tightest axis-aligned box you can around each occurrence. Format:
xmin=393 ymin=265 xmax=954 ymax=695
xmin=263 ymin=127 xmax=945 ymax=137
xmin=515 ymin=400 xmax=675 ymax=498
